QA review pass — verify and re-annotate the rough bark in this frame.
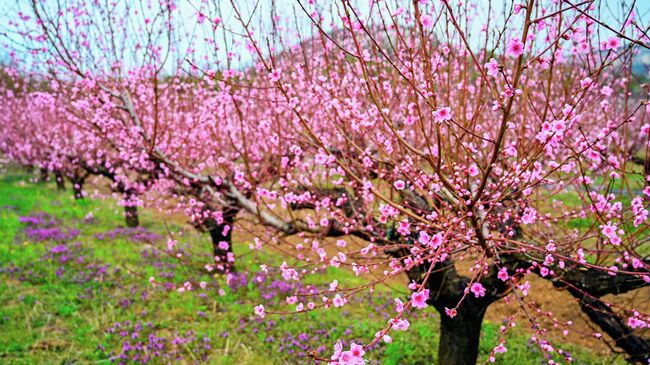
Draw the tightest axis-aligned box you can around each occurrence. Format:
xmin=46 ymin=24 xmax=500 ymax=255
xmin=124 ymin=204 xmax=139 ymax=227
xmin=287 ymin=181 xmax=650 ymax=365
xmin=54 ymin=171 xmax=65 ymax=190
xmin=74 ymin=163 xmax=145 ymax=229
xmin=437 ymin=301 xmax=487 ymax=365
xmin=68 ymin=169 xmax=89 ymax=200
xmin=574 ymin=293 xmax=649 ymax=364
xmin=205 ymin=208 xmax=238 ymax=273
xmin=397 ymin=253 xmax=495 ymax=365
xmin=121 ymin=188 xmax=140 ymax=227
xmin=71 ymin=179 xmax=84 ymax=199
xmin=384 ymin=230 xmax=529 ymax=365
xmin=554 ymin=264 xmax=650 ymax=364
xmin=38 ymin=167 xmax=49 ymax=183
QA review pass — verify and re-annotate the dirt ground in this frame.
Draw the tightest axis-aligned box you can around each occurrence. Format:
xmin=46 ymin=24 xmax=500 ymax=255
xmin=487 ymin=276 xmax=649 ymax=353
xmin=89 ymin=175 xmax=649 ymax=356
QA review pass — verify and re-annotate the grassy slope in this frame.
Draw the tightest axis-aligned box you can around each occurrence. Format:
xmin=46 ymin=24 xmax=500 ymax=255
xmin=0 ymin=171 xmax=627 ymax=365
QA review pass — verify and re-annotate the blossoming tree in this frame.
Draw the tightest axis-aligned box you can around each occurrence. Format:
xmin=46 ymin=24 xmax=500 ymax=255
xmin=2 ymin=0 xmax=649 ymax=364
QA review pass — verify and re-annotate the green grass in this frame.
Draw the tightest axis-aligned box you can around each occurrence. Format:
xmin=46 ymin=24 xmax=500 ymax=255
xmin=0 ymin=169 xmax=627 ymax=364
xmin=546 ymin=164 xmax=649 ymax=244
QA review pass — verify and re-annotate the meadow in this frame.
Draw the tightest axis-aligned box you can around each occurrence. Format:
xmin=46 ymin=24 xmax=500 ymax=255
xmin=0 ymin=170 xmax=628 ymax=365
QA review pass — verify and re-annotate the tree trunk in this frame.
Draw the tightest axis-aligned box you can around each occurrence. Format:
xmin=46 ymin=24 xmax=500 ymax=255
xmin=72 ymin=179 xmax=84 ymax=200
xmin=38 ymin=168 xmax=49 ymax=183
xmin=396 ymin=255 xmax=493 ymax=365
xmin=574 ymin=293 xmax=649 ymax=364
xmin=117 ymin=187 xmax=140 ymax=227
xmin=54 ymin=171 xmax=65 ymax=190
xmin=124 ymin=205 xmax=139 ymax=227
xmin=206 ymin=209 xmax=237 ymax=273
xmin=436 ymin=302 xmax=487 ymax=365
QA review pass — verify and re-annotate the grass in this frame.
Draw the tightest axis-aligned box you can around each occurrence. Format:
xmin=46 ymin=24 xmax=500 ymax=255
xmin=0 ymin=169 xmax=628 ymax=364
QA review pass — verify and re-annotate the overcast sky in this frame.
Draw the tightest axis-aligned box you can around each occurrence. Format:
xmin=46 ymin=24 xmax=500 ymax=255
xmin=1 ymin=0 xmax=648 ymax=72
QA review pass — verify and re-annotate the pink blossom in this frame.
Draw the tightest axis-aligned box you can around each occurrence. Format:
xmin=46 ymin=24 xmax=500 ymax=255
xmin=330 ymin=279 xmax=339 ymax=291
xmin=418 ymin=231 xmax=430 ymax=246
xmin=497 ymin=267 xmax=509 ymax=281
xmin=391 ymin=318 xmax=410 ymax=331
xmin=546 ymin=242 xmax=556 ymax=252
xmin=429 ymin=232 xmax=443 ymax=249
xmin=397 ymin=219 xmax=411 ymax=236
xmin=420 ymin=14 xmax=434 ymax=28
xmin=513 ymin=4 xmax=524 ymax=15
xmin=604 ymin=36 xmax=620 ymax=50
xmin=394 ymin=298 xmax=405 ymax=312
xmin=521 ymin=207 xmax=537 ymax=224
xmin=433 ymin=106 xmax=452 ymax=122
xmin=331 ymin=342 xmax=343 ymax=362
xmin=600 ymin=86 xmax=613 ymax=97
xmin=350 ymin=343 xmax=365 ymax=358
xmin=394 ymin=180 xmax=406 ymax=190
xmin=608 ymin=266 xmax=618 ymax=276
xmin=628 ymin=317 xmax=647 ymax=329
xmin=600 ymin=222 xmax=619 ymax=244
xmin=470 ymin=283 xmax=486 ymax=298
xmin=333 ymin=294 xmax=345 ymax=307
xmin=445 ymin=307 xmax=457 ymax=318
xmin=254 ymin=304 xmax=265 ymax=318
xmin=494 ymin=343 xmax=507 ymax=353
xmin=338 ymin=351 xmax=354 ymax=364
xmin=468 ymin=164 xmax=480 ymax=177
xmin=411 ymin=289 xmax=430 ymax=309
xmin=506 ymin=38 xmax=525 ymax=57
xmin=552 ymin=119 xmax=566 ymax=133
xmin=518 ymin=281 xmax=531 ymax=296
xmin=268 ymin=68 xmax=282 ymax=82
xmin=484 ymin=58 xmax=499 ymax=77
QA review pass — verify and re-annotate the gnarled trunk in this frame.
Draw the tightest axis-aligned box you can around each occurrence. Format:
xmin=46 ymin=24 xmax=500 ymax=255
xmin=206 ymin=208 xmax=238 ymax=273
xmin=122 ymin=190 xmax=139 ymax=227
xmin=71 ymin=179 xmax=84 ymax=199
xmin=38 ymin=168 xmax=49 ymax=183
xmin=116 ymin=185 xmax=140 ymax=227
xmin=124 ymin=204 xmax=139 ymax=227
xmin=577 ymin=295 xmax=650 ymax=364
xmin=398 ymin=255 xmax=498 ymax=365
xmin=435 ymin=302 xmax=487 ymax=365
xmin=54 ymin=171 xmax=65 ymax=190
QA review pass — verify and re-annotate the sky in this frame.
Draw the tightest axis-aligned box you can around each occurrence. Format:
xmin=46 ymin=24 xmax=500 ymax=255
xmin=0 ymin=0 xmax=649 ymax=72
